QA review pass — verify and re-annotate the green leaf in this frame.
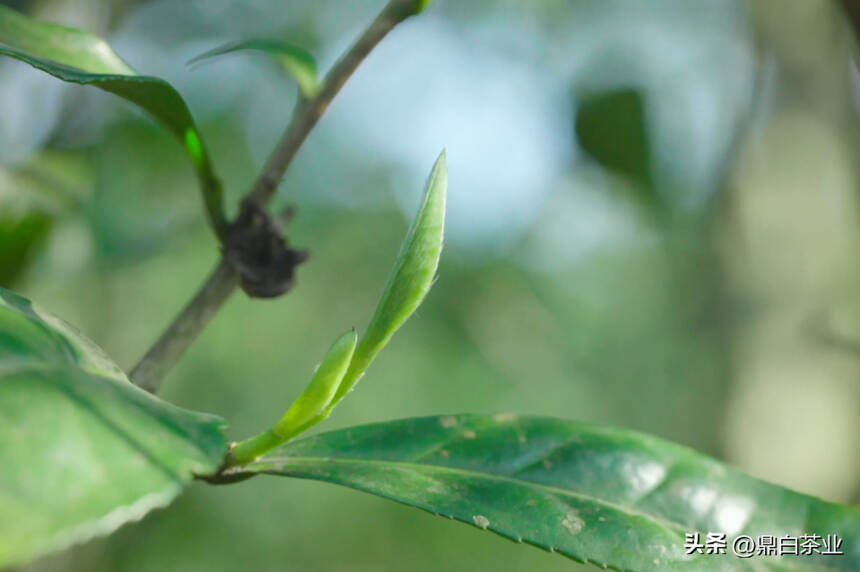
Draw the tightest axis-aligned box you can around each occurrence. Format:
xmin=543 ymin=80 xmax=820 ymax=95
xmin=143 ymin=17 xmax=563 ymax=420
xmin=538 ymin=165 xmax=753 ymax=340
xmin=237 ymin=414 xmax=860 ymax=571
xmin=575 ymin=89 xmax=661 ymax=212
xmin=0 ymin=157 xmax=83 ymax=287
xmin=327 ymin=151 xmax=447 ymax=412
xmin=0 ymin=5 xmax=226 ymax=236
xmin=0 ymin=288 xmax=230 ymax=567
xmin=189 ymin=39 xmax=319 ymax=99
xmin=0 ymin=211 xmax=51 ymax=286
xmin=272 ymin=329 xmax=357 ymax=438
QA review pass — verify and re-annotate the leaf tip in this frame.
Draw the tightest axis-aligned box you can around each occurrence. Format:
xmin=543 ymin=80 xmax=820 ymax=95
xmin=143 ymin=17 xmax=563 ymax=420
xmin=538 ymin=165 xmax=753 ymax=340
xmin=407 ymin=0 xmax=433 ymax=15
xmin=423 ymin=148 xmax=448 ymax=230
xmin=335 ymin=328 xmax=359 ymax=353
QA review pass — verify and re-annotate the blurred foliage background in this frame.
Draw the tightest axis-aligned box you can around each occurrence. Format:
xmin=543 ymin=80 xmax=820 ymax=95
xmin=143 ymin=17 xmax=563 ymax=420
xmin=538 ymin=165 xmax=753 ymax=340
xmin=1 ymin=0 xmax=859 ymax=570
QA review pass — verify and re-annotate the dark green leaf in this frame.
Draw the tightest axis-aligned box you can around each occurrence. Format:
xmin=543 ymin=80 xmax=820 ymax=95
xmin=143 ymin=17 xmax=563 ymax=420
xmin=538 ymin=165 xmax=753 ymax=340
xmin=238 ymin=414 xmax=859 ymax=571
xmin=0 ymin=212 xmax=51 ymax=286
xmin=0 ymin=5 xmax=225 ymax=234
xmin=189 ymin=39 xmax=319 ymax=98
xmin=576 ymin=89 xmax=656 ymax=201
xmin=0 ymin=157 xmax=84 ymax=287
xmin=0 ymin=288 xmax=230 ymax=567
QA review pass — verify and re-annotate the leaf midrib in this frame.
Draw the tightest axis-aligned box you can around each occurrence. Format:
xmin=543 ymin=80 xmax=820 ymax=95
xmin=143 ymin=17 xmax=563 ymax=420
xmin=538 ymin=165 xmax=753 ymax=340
xmin=0 ymin=362 xmax=225 ymax=476
xmin=251 ymin=456 xmax=820 ymax=571
xmin=253 ymin=455 xmax=692 ymax=535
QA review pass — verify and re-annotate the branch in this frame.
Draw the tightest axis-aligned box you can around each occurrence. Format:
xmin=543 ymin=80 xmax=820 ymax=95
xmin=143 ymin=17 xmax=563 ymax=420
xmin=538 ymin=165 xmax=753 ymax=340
xmin=130 ymin=0 xmax=425 ymax=393
xmin=131 ymin=260 xmax=237 ymax=392
xmin=243 ymin=0 xmax=426 ymax=208
xmin=839 ymin=0 xmax=860 ymax=45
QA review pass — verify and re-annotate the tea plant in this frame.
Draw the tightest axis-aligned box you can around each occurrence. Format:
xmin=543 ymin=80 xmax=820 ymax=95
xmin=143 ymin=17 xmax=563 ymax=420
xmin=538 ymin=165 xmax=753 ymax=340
xmin=0 ymin=1 xmax=857 ymax=570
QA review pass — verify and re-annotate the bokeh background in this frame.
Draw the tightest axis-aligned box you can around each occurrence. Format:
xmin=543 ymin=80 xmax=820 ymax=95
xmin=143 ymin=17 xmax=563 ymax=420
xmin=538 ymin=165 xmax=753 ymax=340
xmin=1 ymin=0 xmax=859 ymax=570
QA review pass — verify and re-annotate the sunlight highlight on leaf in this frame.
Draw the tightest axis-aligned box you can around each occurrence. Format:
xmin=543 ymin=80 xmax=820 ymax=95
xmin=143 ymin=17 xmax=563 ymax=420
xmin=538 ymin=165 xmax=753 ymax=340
xmin=184 ymin=129 xmax=205 ymax=167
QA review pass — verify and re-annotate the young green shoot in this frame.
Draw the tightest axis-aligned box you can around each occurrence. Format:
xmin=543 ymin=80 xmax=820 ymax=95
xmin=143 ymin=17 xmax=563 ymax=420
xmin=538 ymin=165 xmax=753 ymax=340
xmin=226 ymin=151 xmax=447 ymax=465
xmin=228 ymin=329 xmax=357 ymax=465
xmin=327 ymin=150 xmax=447 ymax=413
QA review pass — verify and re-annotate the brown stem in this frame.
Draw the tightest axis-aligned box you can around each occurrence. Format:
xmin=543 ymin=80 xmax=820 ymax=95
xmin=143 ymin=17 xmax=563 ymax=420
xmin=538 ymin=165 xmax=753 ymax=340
xmin=131 ymin=260 xmax=237 ymax=392
xmin=130 ymin=0 xmax=424 ymax=393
